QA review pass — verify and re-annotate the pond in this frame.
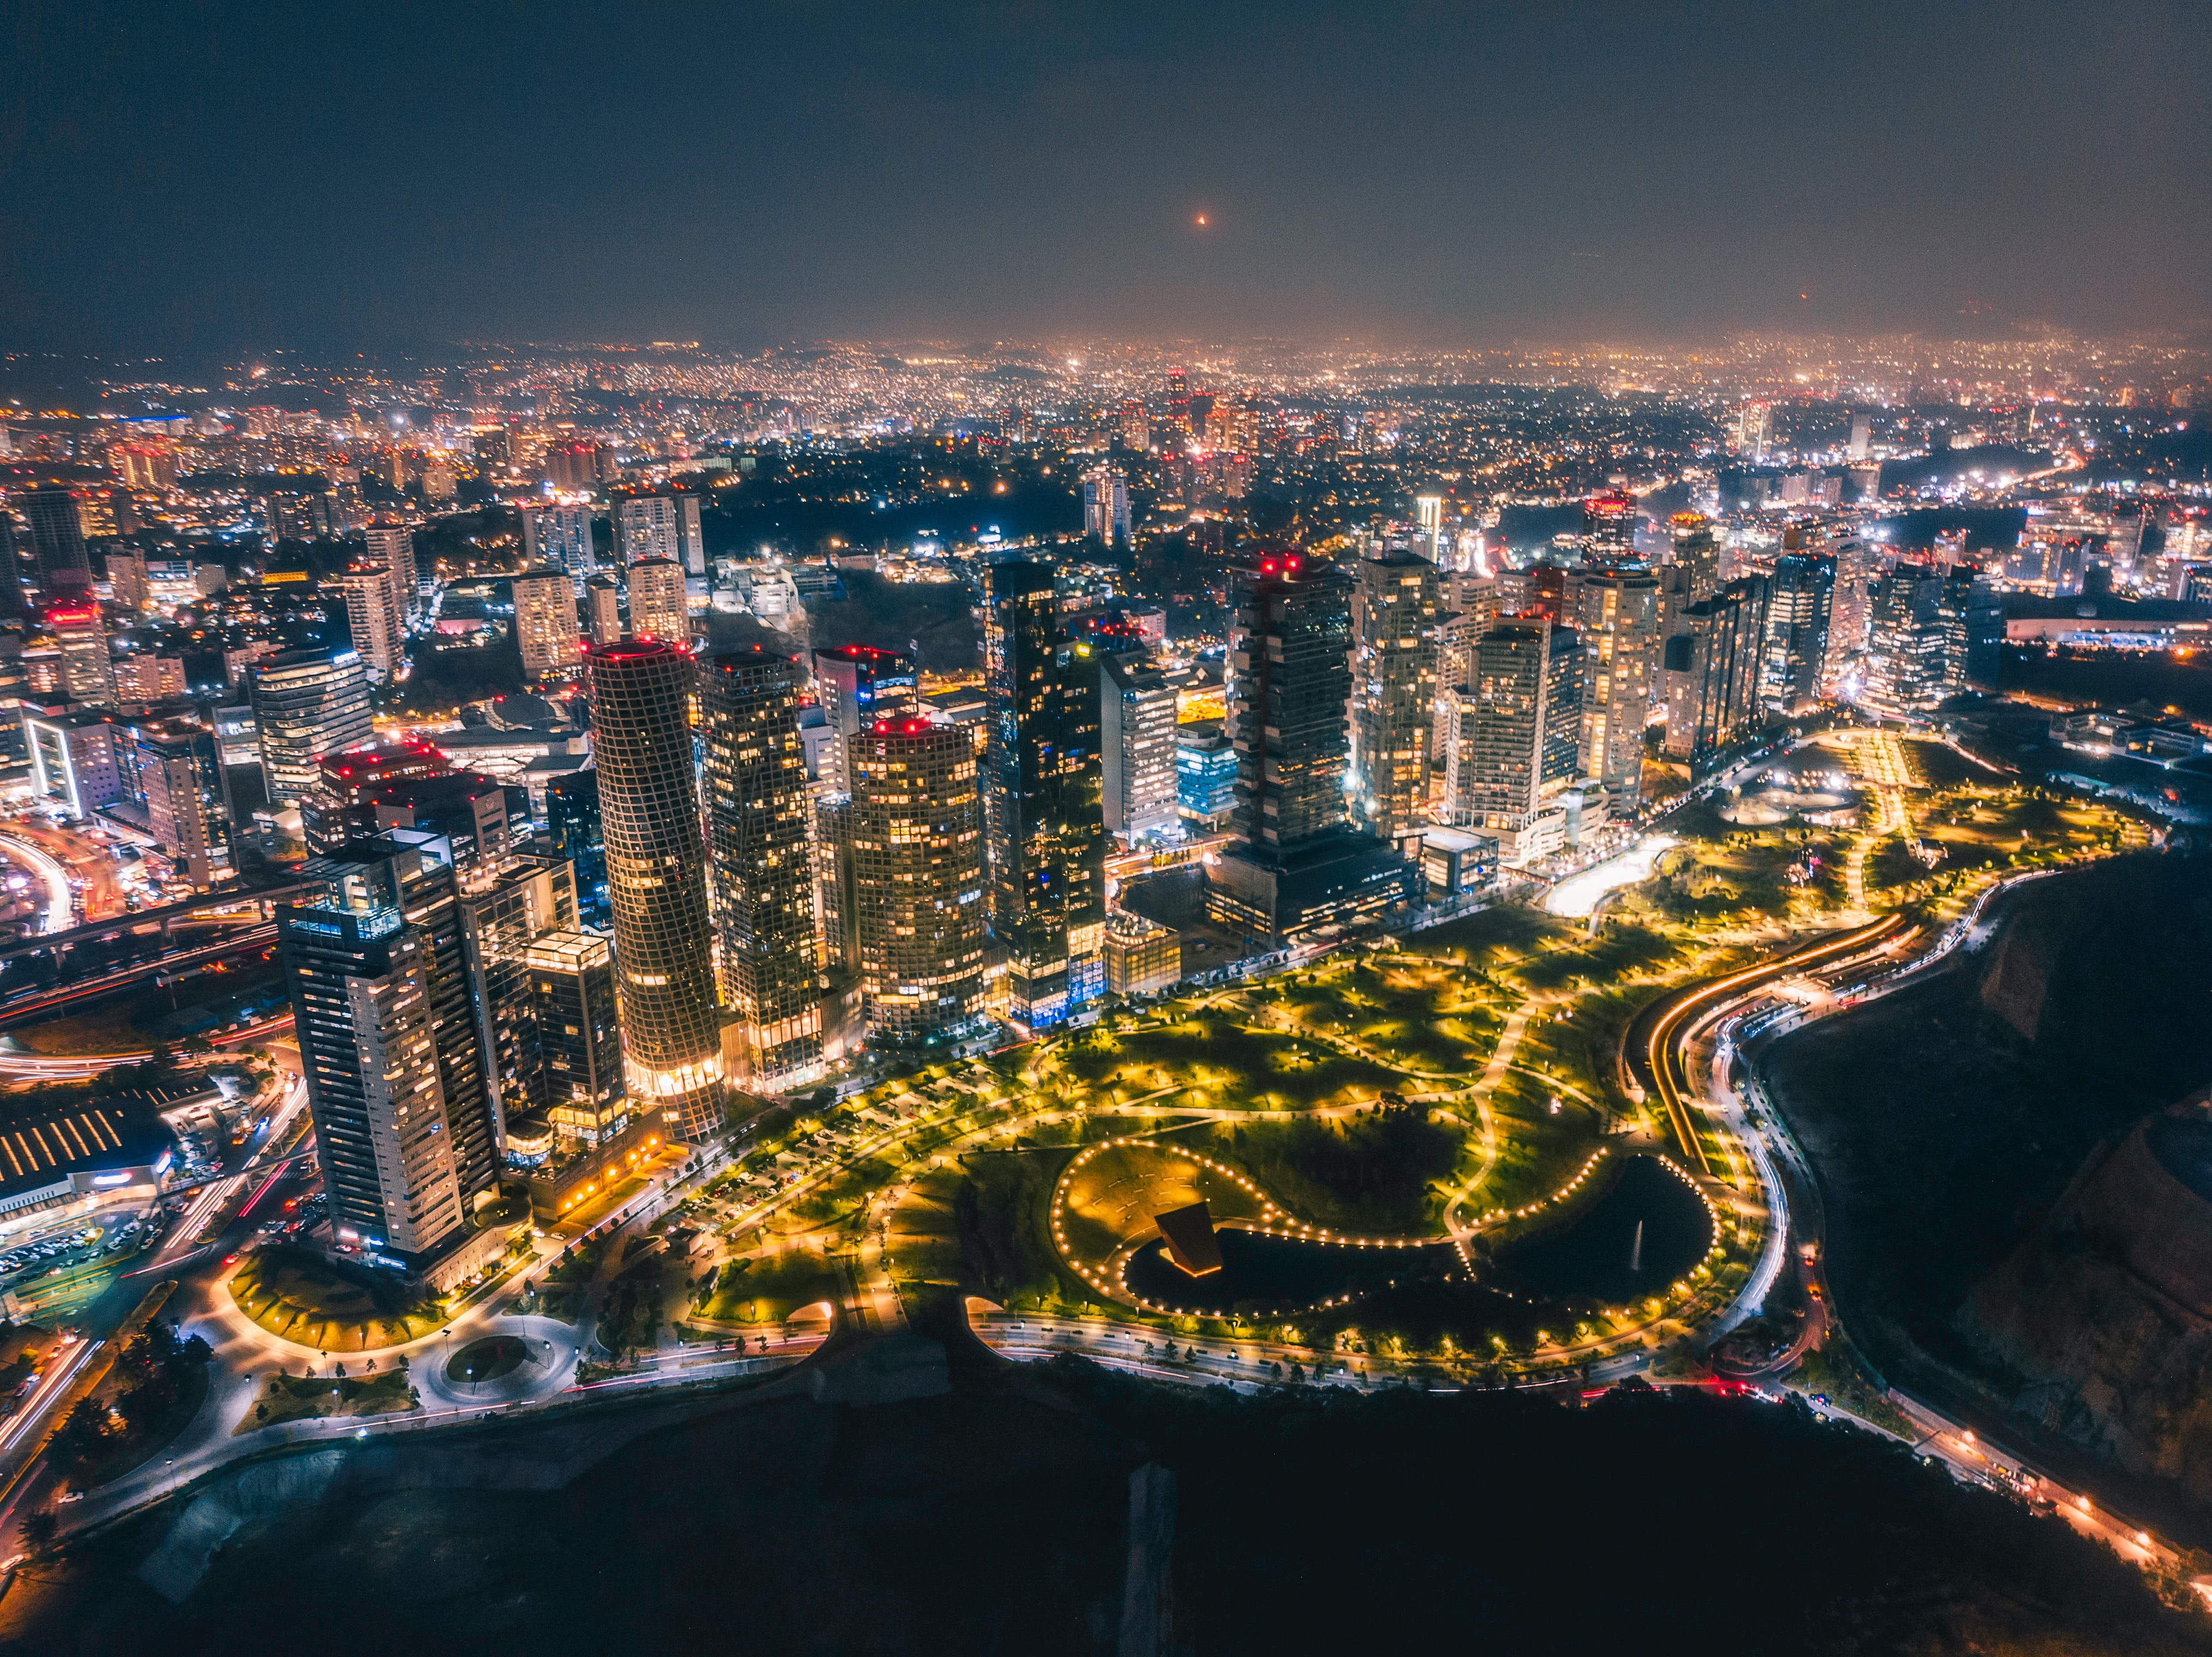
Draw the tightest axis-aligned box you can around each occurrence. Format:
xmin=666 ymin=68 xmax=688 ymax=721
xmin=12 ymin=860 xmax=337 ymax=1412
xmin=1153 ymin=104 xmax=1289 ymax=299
xmin=1492 ymin=1155 xmax=1712 ymax=1305
xmin=1122 ymin=1227 xmax=1459 ymax=1316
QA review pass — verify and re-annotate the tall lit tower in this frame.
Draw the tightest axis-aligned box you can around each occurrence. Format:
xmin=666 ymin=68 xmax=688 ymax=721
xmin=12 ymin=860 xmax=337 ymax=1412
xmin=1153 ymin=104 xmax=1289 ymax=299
xmin=701 ymin=646 xmax=821 ymax=1090
xmin=21 ymin=489 xmax=91 ymax=594
xmin=983 ymin=559 xmax=1106 ymax=1031
xmin=626 ymin=556 xmax=689 ymax=643
xmin=48 ymin=599 xmax=116 ymax=705
xmin=1349 ymin=553 xmax=1440 ymax=837
xmin=849 ymin=717 xmax=985 ymax=1045
xmin=1570 ymin=560 xmax=1662 ymax=806
xmin=587 ymin=639 xmax=723 ymax=1141
xmin=1581 ymin=490 xmax=1637 ymax=566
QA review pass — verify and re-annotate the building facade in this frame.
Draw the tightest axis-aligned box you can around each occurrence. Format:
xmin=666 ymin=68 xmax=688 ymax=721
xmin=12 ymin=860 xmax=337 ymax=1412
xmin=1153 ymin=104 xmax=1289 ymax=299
xmin=251 ymin=648 xmax=374 ymax=804
xmin=1349 ymin=553 xmax=1440 ymax=837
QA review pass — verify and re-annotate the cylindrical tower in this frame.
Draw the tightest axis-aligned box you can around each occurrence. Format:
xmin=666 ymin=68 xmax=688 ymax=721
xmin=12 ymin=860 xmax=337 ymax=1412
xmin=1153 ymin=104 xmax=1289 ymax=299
xmin=587 ymin=639 xmax=724 ymax=1141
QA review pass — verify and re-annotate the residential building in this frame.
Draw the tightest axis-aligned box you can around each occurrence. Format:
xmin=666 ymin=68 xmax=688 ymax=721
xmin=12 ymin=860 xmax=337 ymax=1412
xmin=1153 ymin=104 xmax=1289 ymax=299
xmin=250 ymin=648 xmax=374 ymax=804
xmin=130 ymin=719 xmax=232 ymax=890
xmin=362 ymin=521 xmax=417 ymax=617
xmin=524 ymin=930 xmax=627 ymax=1149
xmin=520 ymin=503 xmax=596 ymax=586
xmin=1082 ymin=466 xmax=1131 ymax=547
xmin=585 ymin=573 xmax=622 ymax=645
xmin=1761 ymin=536 xmax=1836 ymax=712
xmin=811 ymin=644 xmax=917 ymax=791
xmin=1569 ymin=560 xmax=1662 ymax=806
xmin=1660 ymin=577 xmax=1769 ymax=771
xmin=49 ymin=600 xmax=115 ymax=706
xmin=626 ymin=556 xmax=689 ymax=644
xmin=983 ymin=559 xmax=1106 ymax=1030
xmin=1349 ymin=553 xmax=1440 ymax=837
xmin=511 ymin=566 xmax=582 ymax=680
xmin=587 ymin=640 xmax=723 ymax=1142
xmin=701 ymin=647 xmax=822 ymax=1090
xmin=1100 ymin=652 xmax=1179 ymax=841
xmin=1444 ymin=620 xmax=1584 ymax=833
xmin=338 ymin=562 xmax=403 ymax=678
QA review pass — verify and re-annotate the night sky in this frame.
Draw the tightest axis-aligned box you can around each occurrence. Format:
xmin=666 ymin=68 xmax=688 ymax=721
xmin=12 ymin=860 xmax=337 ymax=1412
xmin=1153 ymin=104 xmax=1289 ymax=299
xmin=4 ymin=1 xmax=2208 ymax=353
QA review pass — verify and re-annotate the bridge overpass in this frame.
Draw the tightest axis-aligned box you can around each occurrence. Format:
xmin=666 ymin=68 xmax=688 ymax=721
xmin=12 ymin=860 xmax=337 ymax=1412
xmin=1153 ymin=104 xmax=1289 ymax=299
xmin=0 ymin=882 xmax=317 ymax=965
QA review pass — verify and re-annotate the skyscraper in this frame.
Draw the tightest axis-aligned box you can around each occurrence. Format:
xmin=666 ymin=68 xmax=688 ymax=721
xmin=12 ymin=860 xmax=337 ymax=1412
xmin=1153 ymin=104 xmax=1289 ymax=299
xmin=362 ymin=521 xmax=417 ymax=619
xmin=129 ymin=719 xmax=233 ymax=890
xmin=1444 ymin=620 xmax=1585 ymax=832
xmin=525 ymin=929 xmax=627 ymax=1149
xmin=1119 ymin=399 xmax=1148 ymax=451
xmin=1082 ymin=466 xmax=1131 ymax=547
xmin=812 ymin=644 xmax=917 ymax=790
xmin=511 ymin=566 xmax=582 ymax=680
xmin=1581 ymin=490 xmax=1637 ymax=565
xmin=1207 ymin=552 xmax=1419 ymax=943
xmin=251 ymin=648 xmax=374 ymax=804
xmin=1669 ymin=512 xmax=1720 ymax=604
xmin=458 ymin=847 xmax=578 ymax=1132
xmin=701 ymin=647 xmax=821 ymax=1090
xmin=21 ymin=489 xmax=90 ymax=594
xmin=1861 ymin=565 xmax=1950 ymax=720
xmin=279 ymin=835 xmax=503 ymax=1263
xmin=545 ymin=769 xmax=607 ymax=927
xmin=1661 ymin=577 xmax=1769 ymax=771
xmin=48 ymin=600 xmax=115 ymax=706
xmin=585 ymin=573 xmax=622 ymax=645
xmin=587 ymin=640 xmax=723 ymax=1142
xmin=983 ymin=559 xmax=1106 ymax=1030
xmin=626 ymin=556 xmax=689 ymax=644
xmin=521 ymin=503 xmax=596 ymax=586
xmin=338 ymin=562 xmax=403 ymax=678
xmin=1570 ymin=560 xmax=1662 ymax=806
xmin=848 ymin=717 xmax=985 ymax=1045
xmin=1761 ymin=538 xmax=1836 ymax=712
xmin=616 ymin=493 xmax=705 ymax=574
xmin=1349 ymin=553 xmax=1440 ymax=837
xmin=1099 ymin=652 xmax=1179 ymax=842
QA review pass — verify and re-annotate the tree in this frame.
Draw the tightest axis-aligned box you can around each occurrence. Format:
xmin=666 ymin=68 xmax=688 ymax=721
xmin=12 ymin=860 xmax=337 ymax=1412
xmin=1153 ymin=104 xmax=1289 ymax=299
xmin=19 ymin=1511 xmax=58 ymax=1556
xmin=180 ymin=1333 xmax=213 ymax=1368
xmin=59 ymin=1398 xmax=110 ymax=1458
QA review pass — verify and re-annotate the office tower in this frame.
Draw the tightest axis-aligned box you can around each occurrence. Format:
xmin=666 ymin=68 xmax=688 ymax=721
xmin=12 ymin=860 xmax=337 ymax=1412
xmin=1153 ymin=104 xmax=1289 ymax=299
xmin=626 ymin=556 xmax=689 ymax=643
xmin=1862 ymin=565 xmax=1950 ymax=719
xmin=1207 ymin=552 xmax=1420 ymax=944
xmin=1166 ymin=368 xmax=1189 ymax=431
xmin=1082 ymin=466 xmax=1131 ymax=547
xmin=811 ymin=644 xmax=917 ymax=790
xmin=1119 ymin=399 xmax=1148 ymax=450
xmin=458 ymin=848 xmax=578 ymax=1130
xmin=983 ymin=559 xmax=1107 ymax=1030
xmin=1569 ymin=560 xmax=1662 ymax=805
xmin=362 ymin=521 xmax=417 ymax=618
xmin=673 ymin=493 xmax=704 ymax=574
xmin=521 ymin=503 xmax=597 ymax=586
xmin=23 ymin=705 xmax=123 ymax=815
xmin=1849 ymin=412 xmax=1872 ymax=461
xmin=1175 ymin=720 xmax=1237 ymax=832
xmin=585 ymin=573 xmax=622 ymax=645
xmin=278 ymin=836 xmax=503 ymax=1262
xmin=1760 ymin=536 xmax=1836 ymax=712
xmin=21 ymin=489 xmax=91 ymax=592
xmin=130 ymin=719 xmax=233 ymax=890
xmin=1445 ymin=620 xmax=1585 ymax=830
xmin=545 ymin=768 xmax=607 ymax=927
xmin=701 ymin=647 xmax=821 ymax=1090
xmin=251 ymin=647 xmax=374 ymax=804
xmin=301 ymin=737 xmax=450 ymax=853
xmin=338 ymin=562 xmax=403 ymax=678
xmin=525 ymin=930 xmax=627 ymax=1147
xmin=1735 ymin=403 xmax=1773 ymax=460
xmin=1940 ymin=566 xmax=2003 ymax=691
xmin=1661 ymin=577 xmax=1769 ymax=771
xmin=1099 ymin=652 xmax=1178 ymax=841
xmin=48 ymin=600 xmax=116 ymax=706
xmin=587 ymin=640 xmax=723 ymax=1141
xmin=1349 ymin=553 xmax=1440 ymax=837
xmin=317 ymin=768 xmax=520 ymax=877
xmin=1581 ymin=490 xmax=1637 ymax=566
xmin=848 ymin=718 xmax=985 ymax=1045
xmin=511 ymin=566 xmax=582 ymax=680
xmin=114 ymin=653 xmax=186 ymax=703
xmin=1669 ymin=513 xmax=1720 ymax=604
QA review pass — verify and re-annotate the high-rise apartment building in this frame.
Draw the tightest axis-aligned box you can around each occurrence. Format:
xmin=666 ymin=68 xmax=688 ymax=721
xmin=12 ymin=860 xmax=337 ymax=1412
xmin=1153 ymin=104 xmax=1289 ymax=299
xmin=129 ymin=719 xmax=233 ymax=890
xmin=587 ymin=640 xmax=723 ymax=1142
xmin=362 ymin=521 xmax=417 ymax=618
xmin=848 ymin=718 xmax=985 ymax=1045
xmin=1669 ymin=513 xmax=1720 ymax=604
xmin=1119 ymin=399 xmax=1149 ymax=451
xmin=1445 ymin=620 xmax=1585 ymax=831
xmin=521 ymin=503 xmax=596 ymax=586
xmin=811 ymin=644 xmax=917 ymax=791
xmin=1761 ymin=539 xmax=1836 ymax=712
xmin=251 ymin=648 xmax=374 ymax=804
xmin=615 ymin=493 xmax=705 ymax=574
xmin=1349 ymin=553 xmax=1440 ymax=837
xmin=21 ymin=489 xmax=91 ymax=594
xmin=626 ymin=556 xmax=689 ymax=644
xmin=585 ymin=574 xmax=622 ymax=645
xmin=983 ymin=559 xmax=1107 ymax=1030
xmin=338 ymin=562 xmax=403 ymax=678
xmin=1208 ymin=552 xmax=1419 ymax=943
xmin=545 ymin=769 xmax=607 ymax=927
xmin=1861 ymin=565 xmax=1951 ymax=720
xmin=1569 ymin=561 xmax=1662 ymax=806
xmin=701 ymin=647 xmax=821 ymax=1090
xmin=110 ymin=548 xmax=151 ymax=612
xmin=1824 ymin=536 xmax=1879 ymax=688
xmin=1082 ymin=467 xmax=1131 ymax=547
xmin=511 ymin=566 xmax=581 ymax=680
xmin=279 ymin=837 xmax=502 ymax=1257
xmin=1660 ymin=577 xmax=1769 ymax=771
xmin=48 ymin=600 xmax=115 ymax=706
xmin=458 ymin=848 xmax=578 ymax=1132
xmin=1099 ymin=653 xmax=1179 ymax=842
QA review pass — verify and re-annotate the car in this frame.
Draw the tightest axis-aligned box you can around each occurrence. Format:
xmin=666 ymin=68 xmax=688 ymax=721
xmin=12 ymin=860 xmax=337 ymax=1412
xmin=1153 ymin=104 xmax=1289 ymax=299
xmin=221 ymin=1253 xmax=239 ymax=1266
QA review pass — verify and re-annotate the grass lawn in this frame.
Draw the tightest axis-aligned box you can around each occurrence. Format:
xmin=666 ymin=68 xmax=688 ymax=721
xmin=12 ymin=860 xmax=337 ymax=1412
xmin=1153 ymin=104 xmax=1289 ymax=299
xmin=1050 ymin=1013 xmax=1401 ymax=1113
xmin=697 ymin=1244 xmax=838 ymax=1326
xmin=445 ymin=1335 xmax=527 ymax=1385
xmin=1195 ymin=1110 xmax=1473 ymax=1235
xmin=68 ymin=1365 xmax=209 ymax=1489
xmin=227 ymin=1247 xmax=444 ymax=1352
xmin=1056 ymin=1137 xmax=1275 ymax=1264
xmin=238 ymin=1367 xmax=417 ymax=1433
